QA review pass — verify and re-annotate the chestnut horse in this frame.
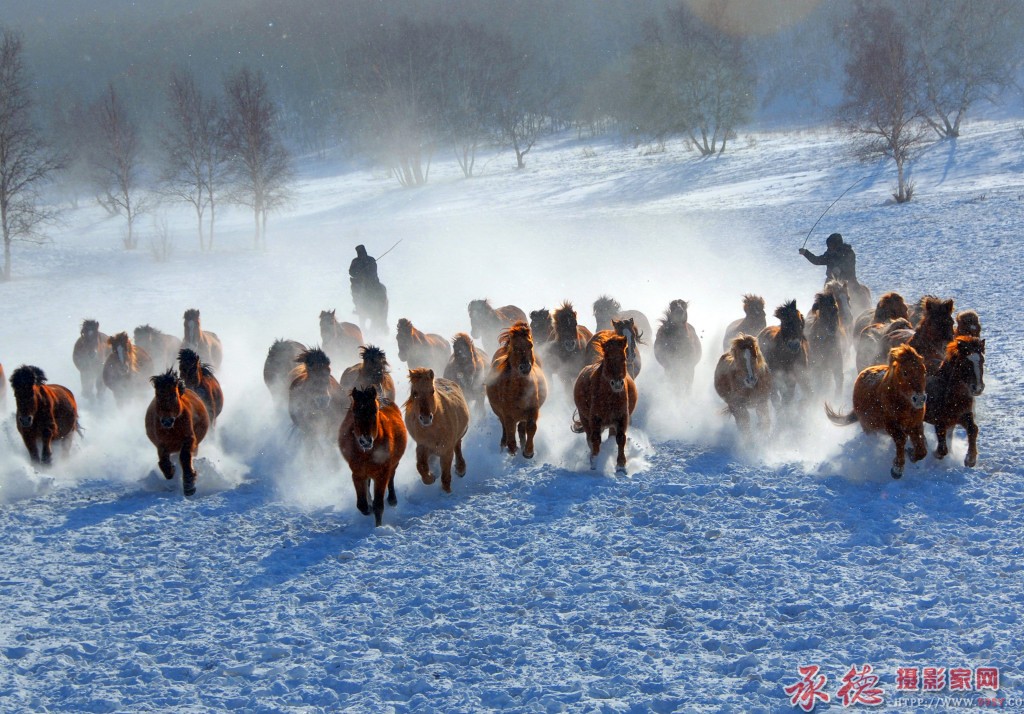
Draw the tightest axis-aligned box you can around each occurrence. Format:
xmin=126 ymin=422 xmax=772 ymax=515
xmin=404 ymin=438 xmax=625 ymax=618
xmin=888 ymin=296 xmax=956 ymax=375
xmin=955 ymin=310 xmax=981 ymax=338
xmin=757 ymin=300 xmax=810 ymax=405
xmin=852 ymin=291 xmax=910 ymax=340
xmin=654 ymin=299 xmax=702 ymax=392
xmin=586 ymin=317 xmax=642 ymax=380
xmin=263 ymin=339 xmax=307 ymax=406
xmin=855 ymin=317 xmax=913 ymax=372
xmin=925 ymin=336 xmax=985 ymax=467
xmin=486 ymin=321 xmax=548 ymax=458
xmin=396 ymin=318 xmax=451 ymax=373
xmin=72 ymin=319 xmax=111 ymax=402
xmin=338 ymin=344 xmax=397 ymax=404
xmin=547 ymin=302 xmax=594 ymax=387
xmin=714 ymin=335 xmax=772 ymax=436
xmin=339 ymin=386 xmax=408 ymax=527
xmin=443 ymin=333 xmax=488 ymax=413
xmin=468 ymin=299 xmax=528 ymax=352
xmin=805 ymin=290 xmax=846 ymax=399
xmin=9 ymin=365 xmax=79 ymax=465
xmin=722 ymin=295 xmax=766 ymax=352
xmin=826 ymin=344 xmax=928 ymax=479
xmin=572 ymin=334 xmax=638 ymax=473
xmin=145 ymin=369 xmax=210 ymax=497
xmin=134 ymin=324 xmax=182 ymax=370
xmin=103 ymin=332 xmax=155 ymax=406
xmin=288 ymin=347 xmax=344 ymax=446
xmin=319 ymin=309 xmax=364 ymax=366
xmin=592 ymin=295 xmax=653 ymax=344
xmin=182 ymin=308 xmax=223 ymax=370
xmin=178 ymin=348 xmax=224 ymax=424
xmin=404 ymin=368 xmax=471 ymax=492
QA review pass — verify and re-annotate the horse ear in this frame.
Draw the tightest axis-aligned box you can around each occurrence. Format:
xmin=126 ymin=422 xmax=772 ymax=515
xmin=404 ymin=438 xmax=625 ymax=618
xmin=979 ymin=339 xmax=986 ymax=352
xmin=427 ymin=369 xmax=434 ymax=380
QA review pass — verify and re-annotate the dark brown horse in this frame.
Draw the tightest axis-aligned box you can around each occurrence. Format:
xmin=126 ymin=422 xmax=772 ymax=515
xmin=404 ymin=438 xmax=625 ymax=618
xmin=714 ymin=335 xmax=773 ymax=436
xmin=853 ymin=291 xmax=910 ymax=339
xmin=404 ymin=368 xmax=470 ymax=493
xmin=72 ymin=319 xmax=111 ymax=402
xmin=855 ymin=317 xmax=914 ymax=372
xmin=826 ymin=344 xmax=928 ymax=479
xmin=654 ymin=299 xmax=702 ymax=392
xmin=823 ymin=279 xmax=853 ymax=342
xmin=547 ymin=301 xmax=594 ymax=386
xmin=722 ymin=295 xmax=766 ymax=352
xmin=319 ymin=309 xmax=364 ymax=366
xmin=925 ymin=336 xmax=985 ymax=467
xmin=592 ymin=295 xmax=652 ymax=344
xmin=133 ymin=324 xmax=182 ymax=370
xmin=889 ymin=296 xmax=956 ymax=375
xmin=145 ymin=369 xmax=210 ymax=496
xmin=529 ymin=308 xmax=556 ymax=349
xmin=396 ymin=318 xmax=451 ymax=374
xmin=468 ymin=299 xmax=528 ymax=352
xmin=102 ymin=332 xmax=155 ymax=406
xmin=288 ymin=347 xmax=344 ymax=446
xmin=338 ymin=345 xmax=397 ymax=404
xmin=806 ymin=290 xmax=846 ymax=399
xmin=486 ymin=321 xmax=548 ymax=458
xmin=178 ymin=348 xmax=224 ymax=424
xmin=756 ymin=300 xmax=810 ymax=405
xmin=955 ymin=310 xmax=981 ymax=338
xmin=586 ymin=318 xmax=643 ymax=380
xmin=339 ymin=386 xmax=408 ymax=527
xmin=443 ymin=333 xmax=488 ymax=413
xmin=572 ymin=334 xmax=638 ymax=473
xmin=182 ymin=308 xmax=223 ymax=370
xmin=263 ymin=339 xmax=307 ymax=406
xmin=9 ymin=365 xmax=79 ymax=465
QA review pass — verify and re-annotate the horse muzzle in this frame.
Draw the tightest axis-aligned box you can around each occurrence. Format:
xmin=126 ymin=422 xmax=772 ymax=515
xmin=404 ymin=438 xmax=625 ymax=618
xmin=418 ymin=414 xmax=434 ymax=427
xmin=314 ymin=395 xmax=331 ymax=410
xmin=972 ymin=383 xmax=985 ymax=397
xmin=357 ymin=436 xmax=374 ymax=451
xmin=609 ymin=379 xmax=625 ymax=393
xmin=160 ymin=417 xmax=176 ymax=429
xmin=18 ymin=415 xmax=33 ymax=428
xmin=744 ymin=376 xmax=758 ymax=389
xmin=517 ymin=363 xmax=532 ymax=376
xmin=911 ymin=392 xmax=927 ymax=410
xmin=562 ymin=339 xmax=576 ymax=352
xmin=786 ymin=339 xmax=802 ymax=352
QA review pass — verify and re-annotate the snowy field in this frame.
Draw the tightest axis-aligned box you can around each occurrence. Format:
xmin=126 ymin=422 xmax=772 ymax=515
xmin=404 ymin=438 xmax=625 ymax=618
xmin=1 ymin=118 xmax=1023 ymax=712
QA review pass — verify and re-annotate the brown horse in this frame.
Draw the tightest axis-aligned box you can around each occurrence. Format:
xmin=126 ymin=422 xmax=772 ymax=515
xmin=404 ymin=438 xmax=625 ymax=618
xmin=806 ymin=291 xmax=846 ymax=399
xmin=756 ymin=300 xmax=810 ymax=405
xmin=486 ymin=321 xmax=548 ymax=458
xmin=547 ymin=302 xmax=594 ymax=386
xmin=339 ymin=386 xmax=408 ymax=527
xmin=925 ymin=336 xmax=985 ymax=467
xmin=396 ymin=318 xmax=451 ymax=373
xmin=529 ymin=309 xmax=556 ymax=349
xmin=572 ymin=334 xmax=638 ymax=473
xmin=826 ymin=344 xmax=928 ymax=479
xmin=468 ymin=299 xmax=528 ymax=352
xmin=714 ymin=335 xmax=773 ymax=436
xmin=722 ymin=295 xmax=766 ymax=352
xmin=586 ymin=317 xmax=643 ymax=380
xmin=955 ymin=310 xmax=981 ymax=338
xmin=443 ymin=333 xmax=488 ymax=413
xmin=145 ymin=369 xmax=211 ymax=496
xmin=338 ymin=344 xmax=397 ymax=404
xmin=592 ymin=295 xmax=653 ymax=344
xmin=263 ymin=339 xmax=307 ymax=406
xmin=319 ymin=309 xmax=364 ymax=366
xmin=654 ymin=299 xmax=702 ymax=392
xmin=103 ymin=332 xmax=155 ymax=406
xmin=9 ymin=365 xmax=79 ymax=465
xmin=178 ymin=348 xmax=224 ymax=424
xmin=889 ymin=296 xmax=956 ymax=375
xmin=72 ymin=319 xmax=111 ymax=402
xmin=823 ymin=279 xmax=853 ymax=341
xmin=133 ymin=324 xmax=182 ymax=370
xmin=182 ymin=308 xmax=223 ymax=370
xmin=852 ymin=291 xmax=910 ymax=339
xmin=288 ymin=347 xmax=344 ymax=445
xmin=855 ymin=317 xmax=913 ymax=372
xmin=404 ymin=368 xmax=470 ymax=492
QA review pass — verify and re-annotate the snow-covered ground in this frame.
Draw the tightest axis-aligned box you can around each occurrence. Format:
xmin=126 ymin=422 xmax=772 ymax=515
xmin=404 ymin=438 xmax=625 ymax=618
xmin=1 ymin=118 xmax=1022 ymax=712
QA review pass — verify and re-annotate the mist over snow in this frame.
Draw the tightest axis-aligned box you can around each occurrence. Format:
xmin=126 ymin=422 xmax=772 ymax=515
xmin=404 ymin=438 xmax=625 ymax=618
xmin=1 ymin=118 xmax=1023 ymax=712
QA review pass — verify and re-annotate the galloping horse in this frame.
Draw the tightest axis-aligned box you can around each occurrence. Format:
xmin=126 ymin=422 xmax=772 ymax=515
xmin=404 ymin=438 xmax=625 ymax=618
xmin=9 ymin=365 xmax=79 ymax=465
xmin=654 ymin=299 xmax=702 ymax=392
xmin=722 ymin=295 xmax=766 ymax=352
xmin=925 ymin=336 xmax=985 ymax=467
xmin=805 ymin=291 xmax=846 ymax=399
xmin=852 ymin=291 xmax=910 ymax=339
xmin=133 ymin=324 xmax=182 ymax=370
xmin=102 ymin=332 xmax=155 ymax=406
xmin=404 ymin=368 xmax=470 ymax=492
xmin=486 ymin=321 xmax=548 ymax=458
xmin=443 ymin=333 xmax=488 ymax=413
xmin=756 ymin=300 xmax=810 ymax=405
xmin=586 ymin=317 xmax=642 ymax=380
xmin=592 ymin=295 xmax=653 ymax=344
xmin=338 ymin=345 xmax=397 ymax=404
xmin=823 ymin=279 xmax=853 ymax=344
xmin=826 ymin=344 xmax=928 ymax=479
xmin=178 ymin=348 xmax=224 ymax=424
xmin=529 ymin=309 xmax=556 ymax=350
xmin=888 ymin=296 xmax=956 ymax=375
xmin=714 ymin=335 xmax=772 ymax=436
xmin=468 ymin=299 xmax=528 ymax=352
xmin=955 ymin=310 xmax=982 ymax=338
xmin=339 ymin=386 xmax=407 ymax=527
xmin=856 ymin=317 xmax=913 ymax=372
xmin=572 ymin=334 xmax=638 ymax=473
xmin=288 ymin=347 xmax=344 ymax=446
xmin=182 ymin=309 xmax=223 ymax=370
xmin=547 ymin=302 xmax=593 ymax=387
xmin=72 ymin=319 xmax=110 ymax=401
xmin=319 ymin=309 xmax=364 ymax=366
xmin=396 ymin=318 xmax=451 ymax=373
xmin=263 ymin=339 xmax=307 ymax=406
xmin=145 ymin=369 xmax=210 ymax=497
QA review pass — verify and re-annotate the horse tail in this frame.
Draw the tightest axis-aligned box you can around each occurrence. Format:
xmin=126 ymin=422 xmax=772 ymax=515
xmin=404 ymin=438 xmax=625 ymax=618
xmin=570 ymin=409 xmax=585 ymax=434
xmin=824 ymin=403 xmax=858 ymax=426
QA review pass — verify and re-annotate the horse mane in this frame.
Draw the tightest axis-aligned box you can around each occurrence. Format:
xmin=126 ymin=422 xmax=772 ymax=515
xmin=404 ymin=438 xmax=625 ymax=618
xmin=774 ymin=299 xmax=798 ymax=322
xmin=945 ymin=334 xmax=983 ymax=362
xmin=396 ymin=318 xmax=414 ymax=337
xmin=11 ymin=365 xmax=47 ymax=389
xmin=493 ymin=321 xmax=532 ymax=373
xmin=741 ymin=294 xmax=765 ymax=315
xmin=888 ymin=343 xmax=922 ymax=369
xmin=150 ymin=368 xmax=182 ymax=390
xmin=183 ymin=308 xmax=201 ymax=322
xmin=955 ymin=310 xmax=981 ymax=336
xmin=660 ymin=300 xmax=688 ymax=326
xmin=468 ymin=299 xmax=493 ymax=319
xmin=729 ymin=334 xmax=766 ymax=368
xmin=613 ymin=317 xmax=645 ymax=344
xmin=296 ymin=347 xmax=331 ymax=371
xmin=593 ymin=295 xmax=621 ymax=316
xmin=81 ymin=319 xmax=100 ymax=334
xmin=359 ymin=344 xmax=388 ymax=369
xmin=600 ymin=334 xmax=628 ymax=360
xmin=451 ymin=333 xmax=475 ymax=355
xmin=134 ymin=324 xmax=161 ymax=338
xmin=178 ymin=348 xmax=215 ymax=377
xmin=875 ymin=292 xmax=909 ymax=322
xmin=811 ymin=291 xmax=838 ymax=316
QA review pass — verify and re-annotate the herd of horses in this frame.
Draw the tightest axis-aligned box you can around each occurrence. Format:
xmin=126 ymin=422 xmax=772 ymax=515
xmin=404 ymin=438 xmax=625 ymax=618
xmin=2 ymin=284 xmax=985 ymax=524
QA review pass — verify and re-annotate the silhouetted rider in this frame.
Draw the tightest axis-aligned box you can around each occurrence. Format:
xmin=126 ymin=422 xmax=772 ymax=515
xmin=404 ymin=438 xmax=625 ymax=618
xmin=799 ymin=232 xmax=857 ymax=284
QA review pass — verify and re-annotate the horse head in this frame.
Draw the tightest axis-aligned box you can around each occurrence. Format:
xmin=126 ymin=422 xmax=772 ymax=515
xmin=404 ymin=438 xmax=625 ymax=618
xmin=742 ymin=295 xmax=766 ymax=321
xmin=730 ymin=334 xmax=762 ymax=389
xmin=875 ymin=292 xmax=910 ymax=323
xmin=350 ymin=386 xmax=381 ymax=451
xmin=593 ymin=295 xmax=621 ymax=330
xmin=177 ymin=348 xmax=209 ymax=387
xmin=889 ymin=344 xmax=928 ymax=410
xmin=406 ymin=368 xmax=436 ymax=427
xmin=774 ymin=300 xmax=805 ymax=352
xmin=10 ymin=365 xmax=46 ymax=428
xmin=319 ymin=309 xmax=338 ymax=338
xmin=183 ymin=308 xmax=202 ymax=345
xmin=81 ymin=319 xmax=102 ymax=341
xmin=530 ymin=309 xmax=554 ymax=343
xmin=554 ymin=302 xmax=580 ymax=353
xmin=916 ymin=296 xmax=955 ymax=343
xmin=108 ymin=332 xmax=135 ymax=370
xmin=811 ymin=291 xmax=840 ymax=329
xmin=665 ymin=299 xmax=689 ymax=327
xmin=955 ymin=310 xmax=982 ymax=337
xmin=501 ymin=322 xmax=536 ymax=376
xmin=601 ymin=335 xmax=629 ymax=393
xmin=295 ymin=347 xmax=333 ymax=410
xmin=612 ymin=317 xmax=640 ymax=361
xmin=395 ymin=319 xmax=414 ymax=361
xmin=150 ymin=369 xmax=187 ymax=429
xmin=950 ymin=336 xmax=985 ymax=397
xmin=467 ymin=299 xmax=493 ymax=339
xmin=360 ymin=345 xmax=389 ymax=383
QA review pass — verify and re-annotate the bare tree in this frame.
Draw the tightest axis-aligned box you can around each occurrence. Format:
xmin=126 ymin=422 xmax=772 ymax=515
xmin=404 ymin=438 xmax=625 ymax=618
xmin=0 ymin=29 xmax=63 ymax=280
xmin=221 ymin=67 xmax=291 ymax=249
xmin=839 ymin=1 xmax=928 ymax=203
xmin=89 ymin=83 xmax=148 ymax=249
xmin=495 ymin=55 xmax=553 ymax=169
xmin=161 ymin=68 xmax=228 ymax=251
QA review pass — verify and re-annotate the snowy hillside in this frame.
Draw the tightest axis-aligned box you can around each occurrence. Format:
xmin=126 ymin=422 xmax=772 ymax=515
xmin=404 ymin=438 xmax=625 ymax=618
xmin=1 ymin=119 xmax=1022 ymax=712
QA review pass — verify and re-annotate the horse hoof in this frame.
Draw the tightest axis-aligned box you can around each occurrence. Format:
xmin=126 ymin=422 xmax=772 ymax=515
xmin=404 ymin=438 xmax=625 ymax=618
xmin=965 ymin=454 xmax=977 ymax=468
xmin=523 ymin=450 xmax=534 ymax=460
xmin=183 ymin=485 xmax=196 ymax=497
xmin=615 ymin=466 xmax=627 ymax=475
xmin=420 ymin=473 xmax=436 ymax=485
xmin=387 ymin=495 xmax=398 ymax=506
xmin=890 ymin=467 xmax=903 ymax=479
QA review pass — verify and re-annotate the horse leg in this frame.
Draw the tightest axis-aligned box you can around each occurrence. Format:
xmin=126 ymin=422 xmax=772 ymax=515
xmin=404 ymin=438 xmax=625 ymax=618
xmin=934 ymin=423 xmax=949 ymax=459
xmin=386 ymin=463 xmax=399 ymax=507
xmin=20 ymin=431 xmax=40 ymax=463
xmin=889 ymin=429 xmax=907 ymax=479
xmin=523 ymin=414 xmax=539 ymax=459
xmin=732 ymin=405 xmax=751 ymax=435
xmin=439 ymin=449 xmax=455 ymax=493
xmin=963 ymin=412 xmax=979 ymax=468
xmin=908 ymin=425 xmax=928 ymax=464
xmin=180 ymin=442 xmax=197 ymax=497
xmin=614 ymin=418 xmax=628 ymax=474
xmin=157 ymin=447 xmax=175 ymax=480
xmin=352 ymin=472 xmax=371 ymax=516
xmin=371 ymin=472 xmax=387 ymax=527
xmin=39 ymin=427 xmax=56 ymax=466
xmin=586 ymin=422 xmax=601 ymax=470
xmin=454 ymin=440 xmax=466 ymax=477
xmin=517 ymin=421 xmax=527 ymax=455
xmin=415 ymin=444 xmax=435 ymax=485
xmin=500 ymin=417 xmax=517 ymax=455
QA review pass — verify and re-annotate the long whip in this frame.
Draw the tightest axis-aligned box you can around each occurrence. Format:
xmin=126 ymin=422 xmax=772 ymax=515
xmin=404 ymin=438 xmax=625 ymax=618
xmin=375 ymin=238 xmax=403 ymax=261
xmin=801 ymin=175 xmax=869 ymax=250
